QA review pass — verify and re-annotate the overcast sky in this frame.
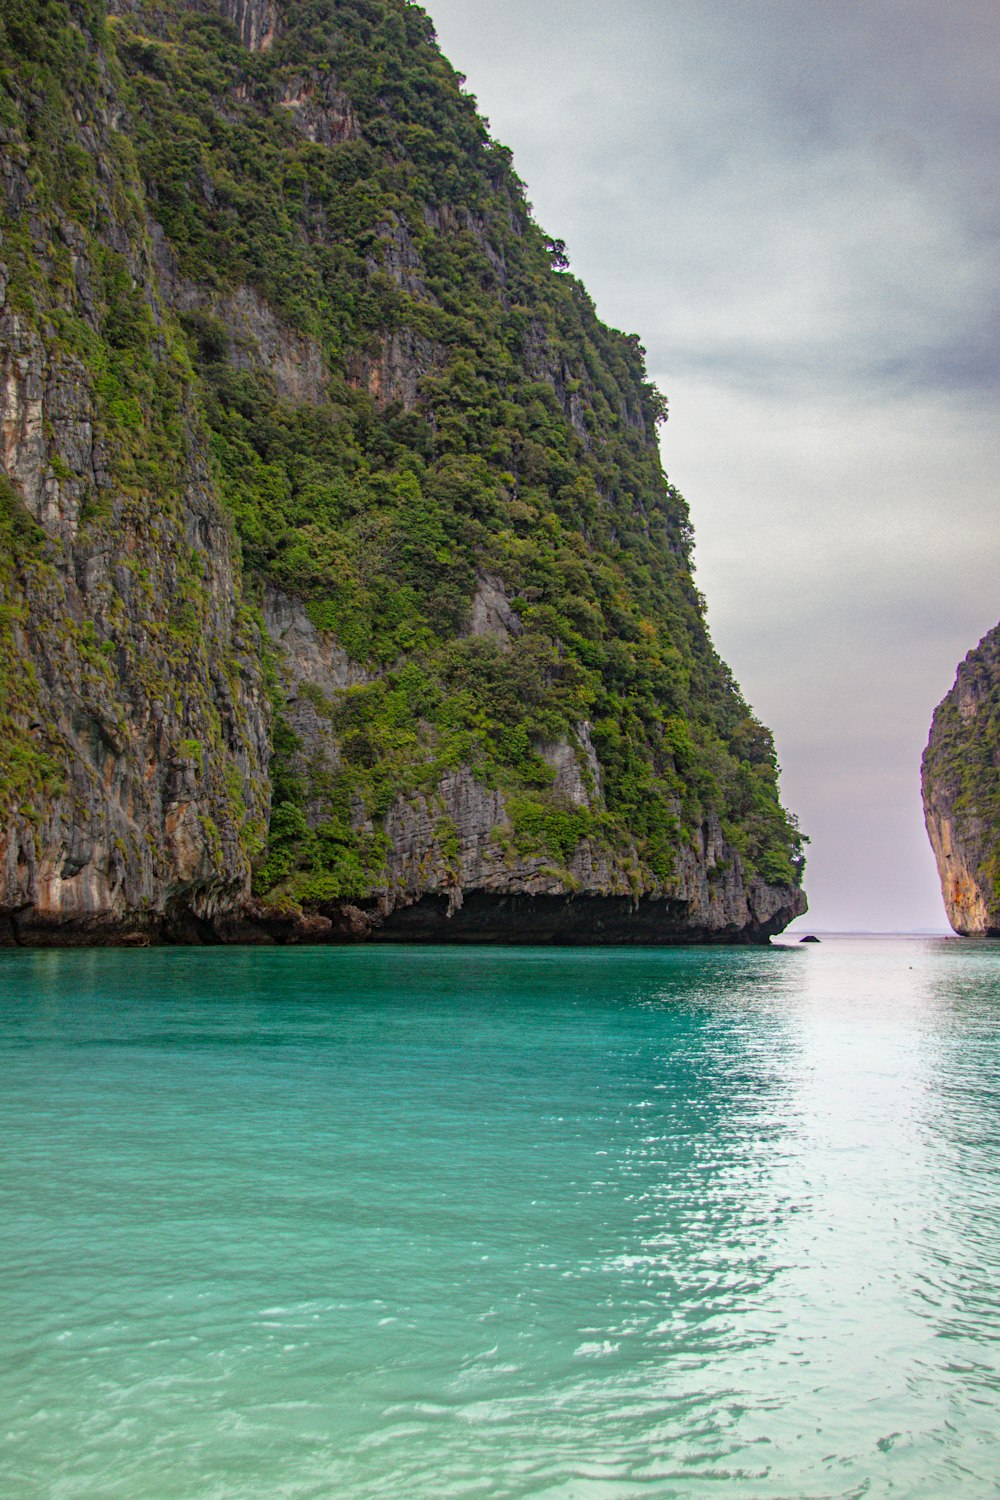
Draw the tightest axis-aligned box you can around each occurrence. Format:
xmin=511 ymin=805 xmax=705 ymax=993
xmin=426 ymin=0 xmax=1000 ymax=932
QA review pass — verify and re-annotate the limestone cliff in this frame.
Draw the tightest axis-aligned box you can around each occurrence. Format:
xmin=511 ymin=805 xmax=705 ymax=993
xmin=922 ymin=623 xmax=1000 ymax=936
xmin=0 ymin=3 xmax=270 ymax=944
xmin=0 ymin=0 xmax=806 ymax=945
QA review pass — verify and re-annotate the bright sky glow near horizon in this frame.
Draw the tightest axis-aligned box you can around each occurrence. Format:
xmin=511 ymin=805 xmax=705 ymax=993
xmin=426 ymin=0 xmax=1000 ymax=933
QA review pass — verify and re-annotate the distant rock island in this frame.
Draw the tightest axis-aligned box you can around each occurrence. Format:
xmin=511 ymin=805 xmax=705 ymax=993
xmin=0 ymin=0 xmax=805 ymax=945
xmin=923 ymin=622 xmax=1000 ymax=936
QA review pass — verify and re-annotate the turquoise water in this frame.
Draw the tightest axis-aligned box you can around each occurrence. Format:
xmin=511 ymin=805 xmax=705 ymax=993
xmin=2 ymin=938 xmax=1000 ymax=1498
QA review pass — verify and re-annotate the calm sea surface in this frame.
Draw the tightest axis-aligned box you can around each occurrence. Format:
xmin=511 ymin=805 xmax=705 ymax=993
xmin=2 ymin=937 xmax=1000 ymax=1498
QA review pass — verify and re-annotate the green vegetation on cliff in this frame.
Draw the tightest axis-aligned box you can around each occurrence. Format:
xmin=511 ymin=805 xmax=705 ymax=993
xmin=0 ymin=0 xmax=804 ymax=925
xmin=0 ymin=0 xmax=270 ymax=910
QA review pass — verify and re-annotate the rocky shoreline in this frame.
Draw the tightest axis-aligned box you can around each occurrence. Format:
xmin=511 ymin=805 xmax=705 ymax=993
xmin=0 ymin=886 xmax=804 ymax=948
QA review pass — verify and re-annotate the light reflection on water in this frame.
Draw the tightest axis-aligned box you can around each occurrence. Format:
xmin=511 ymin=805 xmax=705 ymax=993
xmin=1 ymin=937 xmax=999 ymax=1497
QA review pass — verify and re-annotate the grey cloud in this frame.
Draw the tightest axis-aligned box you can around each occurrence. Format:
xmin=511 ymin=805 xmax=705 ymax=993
xmin=431 ymin=0 xmax=1000 ymax=402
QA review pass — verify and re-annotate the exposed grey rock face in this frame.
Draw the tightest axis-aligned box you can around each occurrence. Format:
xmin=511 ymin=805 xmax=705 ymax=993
xmin=540 ymin=725 xmax=601 ymax=809
xmin=264 ymin=586 xmax=374 ymax=700
xmin=0 ymin=301 xmax=98 ymax=544
xmin=278 ymin=75 xmax=360 ymax=146
xmin=149 ymin=227 xmax=328 ymax=407
xmin=373 ymin=216 xmax=429 ymax=299
xmin=346 ymin=328 xmax=438 ymax=412
xmin=221 ymin=0 xmax=277 ymax=52
xmin=466 ymin=574 xmax=523 ymax=644
xmin=261 ymin=587 xmax=377 ymax=829
xmin=922 ymin=623 xmax=1000 ymax=936
xmin=196 ymin=286 xmax=327 ymax=406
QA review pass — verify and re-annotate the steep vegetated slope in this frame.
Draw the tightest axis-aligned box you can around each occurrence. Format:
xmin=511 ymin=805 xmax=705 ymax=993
xmin=923 ymin=623 xmax=1000 ymax=936
xmin=0 ymin=0 xmax=806 ymax=943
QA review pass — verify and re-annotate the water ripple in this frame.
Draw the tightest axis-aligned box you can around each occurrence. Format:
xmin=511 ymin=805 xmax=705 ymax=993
xmin=1 ymin=938 xmax=999 ymax=1496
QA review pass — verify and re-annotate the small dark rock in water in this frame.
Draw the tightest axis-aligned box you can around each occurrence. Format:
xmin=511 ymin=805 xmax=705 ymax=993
xmin=799 ymin=934 xmax=821 ymax=943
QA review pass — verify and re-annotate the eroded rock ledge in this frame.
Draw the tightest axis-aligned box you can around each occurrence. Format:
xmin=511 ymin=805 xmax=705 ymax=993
xmin=1 ymin=887 xmax=804 ymax=948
